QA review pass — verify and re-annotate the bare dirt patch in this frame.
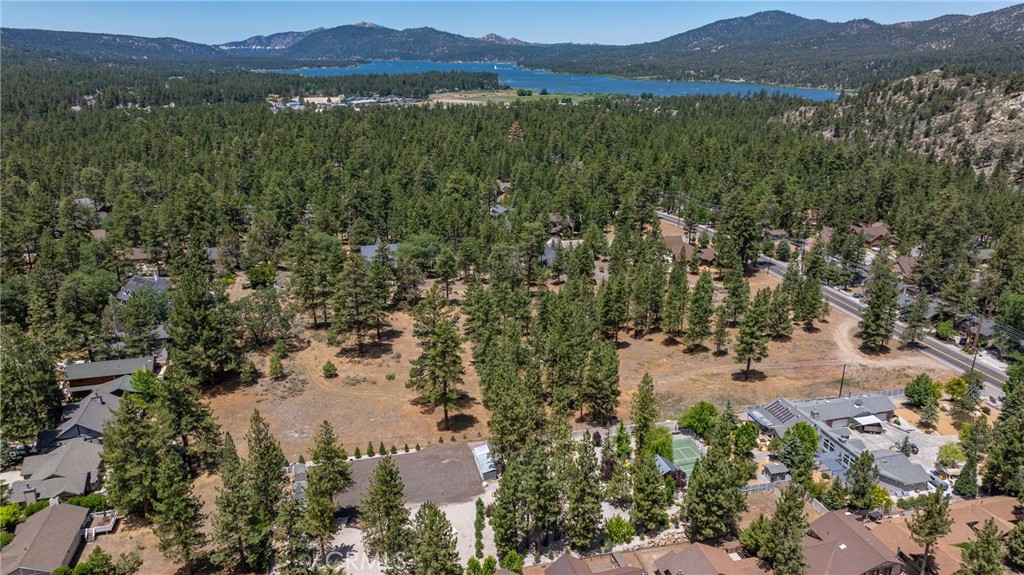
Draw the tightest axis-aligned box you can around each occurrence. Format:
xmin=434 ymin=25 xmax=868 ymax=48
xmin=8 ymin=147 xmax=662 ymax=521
xmin=616 ymin=285 xmax=956 ymax=423
xmin=209 ymin=307 xmax=490 ymax=461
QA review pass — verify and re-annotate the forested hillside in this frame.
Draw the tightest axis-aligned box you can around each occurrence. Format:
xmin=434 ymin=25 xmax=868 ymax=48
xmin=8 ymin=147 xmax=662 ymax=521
xmin=3 ymin=63 xmax=1022 ymax=339
xmin=4 ymin=3 xmax=1023 ymax=88
xmin=786 ymin=66 xmax=1024 ymax=178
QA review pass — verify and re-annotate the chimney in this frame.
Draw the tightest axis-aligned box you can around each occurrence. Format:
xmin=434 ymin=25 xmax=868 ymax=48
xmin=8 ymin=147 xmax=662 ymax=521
xmin=810 ymin=411 xmax=820 ymax=420
xmin=23 ymin=485 xmax=37 ymax=504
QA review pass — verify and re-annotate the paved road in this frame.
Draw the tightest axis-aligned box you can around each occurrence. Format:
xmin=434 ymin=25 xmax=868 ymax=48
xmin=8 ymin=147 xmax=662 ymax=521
xmin=657 ymin=211 xmax=1009 ymax=398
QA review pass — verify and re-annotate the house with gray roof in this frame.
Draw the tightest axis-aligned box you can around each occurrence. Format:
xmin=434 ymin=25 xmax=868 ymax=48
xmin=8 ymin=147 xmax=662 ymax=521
xmin=871 ymin=450 xmax=930 ymax=492
xmin=654 ymin=454 xmax=679 ymax=477
xmin=37 ymin=392 xmax=120 ymax=450
xmin=63 ymin=356 xmax=154 ymax=390
xmin=10 ymin=438 xmax=102 ymax=504
xmin=750 ymin=393 xmax=928 ymax=495
xmin=115 ymin=273 xmax=169 ymax=304
xmin=359 ymin=238 xmax=399 ymax=261
xmin=489 ymin=204 xmax=509 ymax=218
xmin=0 ymin=503 xmax=90 ymax=575
xmin=473 ymin=443 xmax=498 ymax=482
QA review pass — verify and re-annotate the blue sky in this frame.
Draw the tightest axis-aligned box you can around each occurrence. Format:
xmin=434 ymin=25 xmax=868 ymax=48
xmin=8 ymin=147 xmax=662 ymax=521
xmin=2 ymin=1 xmax=1018 ymax=45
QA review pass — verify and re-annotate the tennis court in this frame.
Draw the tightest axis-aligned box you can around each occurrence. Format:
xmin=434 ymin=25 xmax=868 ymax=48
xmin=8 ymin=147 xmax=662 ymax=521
xmin=672 ymin=436 xmax=703 ymax=475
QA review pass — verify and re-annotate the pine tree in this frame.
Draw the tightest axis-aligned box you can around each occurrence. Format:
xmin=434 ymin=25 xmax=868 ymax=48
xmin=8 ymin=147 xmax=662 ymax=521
xmin=152 ymin=449 xmax=206 ymax=575
xmin=740 ymin=514 xmax=772 ymax=558
xmin=779 ymin=422 xmax=817 ymax=486
xmin=120 ymin=287 xmax=161 ymax=356
xmin=0 ymin=328 xmax=63 ymax=442
xmin=733 ymin=289 xmax=770 ymax=380
xmin=767 ymin=286 xmax=793 ymax=338
xmin=597 ymin=271 xmax=628 ymax=341
xmin=103 ymin=397 xmax=159 ymax=518
xmin=359 ymin=455 xmax=411 ymax=565
xmin=820 ymin=476 xmax=848 ymax=510
xmin=712 ymin=306 xmax=731 ymax=355
xmin=723 ymin=270 xmax=750 ymax=325
xmin=630 ymin=373 xmax=658 ymax=453
xmin=847 ymin=450 xmax=880 ymax=515
xmin=243 ymin=410 xmax=287 ymax=572
xmin=491 ymin=455 xmax=528 ymax=555
xmin=630 ymin=452 xmax=669 ymax=532
xmin=151 ymin=370 xmax=221 ymax=470
xmin=523 ymin=442 xmax=561 ymax=553
xmin=908 ymin=490 xmax=952 ymax=575
xmin=767 ymin=484 xmax=808 ymax=575
xmin=168 ymin=263 xmax=240 ymax=384
xmin=861 ymin=249 xmax=901 ymax=350
xmin=305 ymin=421 xmax=353 ymax=561
xmin=406 ymin=285 xmax=466 ymax=431
xmin=474 ymin=498 xmax=486 ymax=559
xmin=565 ymin=437 xmax=602 ymax=551
xmin=273 ymin=497 xmax=313 ymax=575
xmin=368 ymin=245 xmax=395 ymax=339
xmin=793 ymin=276 xmax=826 ymax=329
xmin=983 ymin=380 xmax=1024 ymax=496
xmin=954 ymin=451 xmax=979 ymax=498
xmin=210 ymin=433 xmax=248 ymax=572
xmin=661 ymin=261 xmax=689 ymax=336
xmin=409 ymin=502 xmax=462 ymax=575
xmin=900 ymin=290 xmax=931 ymax=347
xmin=684 ymin=423 xmax=747 ymax=542
xmin=685 ymin=271 xmax=714 ymax=349
xmin=1007 ymin=521 xmax=1024 ymax=572
xmin=955 ymin=518 xmax=1006 ymax=575
xmin=333 ymin=251 xmax=374 ymax=354
xmin=582 ymin=337 xmax=620 ymax=423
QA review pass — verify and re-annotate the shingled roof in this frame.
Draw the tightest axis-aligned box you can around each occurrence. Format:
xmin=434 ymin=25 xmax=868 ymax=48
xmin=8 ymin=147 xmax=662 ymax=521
xmin=0 ymin=503 xmax=89 ymax=575
xmin=37 ymin=392 xmax=120 ymax=449
xmin=803 ymin=511 xmax=901 ymax=575
xmin=63 ymin=356 xmax=154 ymax=383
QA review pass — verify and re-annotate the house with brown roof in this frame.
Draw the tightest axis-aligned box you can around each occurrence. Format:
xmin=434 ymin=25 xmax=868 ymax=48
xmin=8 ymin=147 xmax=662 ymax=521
xmin=851 ymin=221 xmax=890 ymax=248
xmin=869 ymin=495 xmax=1022 ymax=574
xmin=545 ymin=552 xmax=645 ymax=575
xmin=653 ymin=543 xmax=768 ymax=575
xmin=765 ymin=228 xmax=788 ymax=241
xmin=803 ymin=511 xmax=902 ymax=575
xmin=895 ymin=255 xmax=917 ymax=279
xmin=0 ymin=503 xmax=90 ymax=575
xmin=663 ymin=236 xmax=694 ymax=262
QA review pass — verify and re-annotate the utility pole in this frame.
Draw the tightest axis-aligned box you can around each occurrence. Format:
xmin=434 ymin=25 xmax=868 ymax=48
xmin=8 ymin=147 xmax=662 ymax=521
xmin=838 ymin=364 xmax=847 ymax=398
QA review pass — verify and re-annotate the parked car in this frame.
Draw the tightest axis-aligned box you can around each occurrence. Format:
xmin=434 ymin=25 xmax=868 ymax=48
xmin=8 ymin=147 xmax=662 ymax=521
xmin=853 ymin=293 xmax=864 ymax=299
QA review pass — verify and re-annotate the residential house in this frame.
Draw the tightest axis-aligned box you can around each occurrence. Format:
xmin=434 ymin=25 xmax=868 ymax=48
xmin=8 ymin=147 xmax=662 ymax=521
xmin=851 ymin=222 xmax=890 ymax=248
xmin=115 ymin=272 xmax=170 ymax=304
xmin=765 ymin=228 xmax=789 ymax=242
xmin=700 ymin=247 xmax=716 ymax=267
xmin=654 ymin=454 xmax=680 ymax=477
xmin=89 ymin=229 xmax=107 ymax=241
xmin=663 ymin=236 xmax=693 ymax=262
xmin=289 ymin=462 xmax=308 ymax=505
xmin=653 ymin=543 xmax=767 ymax=575
xmin=37 ymin=392 xmax=120 ymax=450
xmin=749 ymin=394 xmax=930 ymax=495
xmin=871 ymin=450 xmax=931 ymax=492
xmin=63 ymin=356 xmax=154 ymax=389
xmin=489 ymin=204 xmax=510 ymax=218
xmin=974 ymin=248 xmax=994 ymax=265
xmin=359 ymin=238 xmax=399 ymax=261
xmin=549 ymin=213 xmax=565 ymax=237
xmin=819 ymin=227 xmax=835 ymax=246
xmin=869 ymin=495 xmax=1022 ymax=574
xmin=0 ymin=503 xmax=90 ymax=575
xmin=545 ymin=552 xmax=644 ymax=575
xmin=122 ymin=247 xmax=152 ymax=264
xmin=803 ymin=511 xmax=902 ymax=575
xmin=9 ymin=438 xmax=102 ymax=504
xmin=895 ymin=255 xmax=917 ymax=279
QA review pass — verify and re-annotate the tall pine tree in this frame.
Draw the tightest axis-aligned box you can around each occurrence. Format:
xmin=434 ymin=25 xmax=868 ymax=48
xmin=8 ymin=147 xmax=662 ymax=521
xmin=152 ymin=449 xmax=206 ymax=575
xmin=406 ymin=285 xmax=466 ymax=431
xmin=359 ymin=455 xmax=412 ymax=566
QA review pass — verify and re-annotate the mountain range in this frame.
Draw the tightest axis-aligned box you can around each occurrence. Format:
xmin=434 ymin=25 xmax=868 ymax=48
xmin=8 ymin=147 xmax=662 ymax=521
xmin=3 ymin=4 xmax=1023 ymax=88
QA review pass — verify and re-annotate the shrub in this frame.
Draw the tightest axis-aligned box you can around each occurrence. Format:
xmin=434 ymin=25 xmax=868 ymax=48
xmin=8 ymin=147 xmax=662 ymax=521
xmin=936 ymin=442 xmax=966 ymax=467
xmin=935 ymin=320 xmax=956 ymax=341
xmin=438 ymin=436 xmax=444 ymax=444
xmin=0 ymin=504 xmax=21 ymax=532
xmin=415 ymin=443 xmax=421 ymax=451
xmin=268 ymin=353 xmax=284 ymax=380
xmin=367 ymin=442 xmax=375 ymax=457
xmin=500 ymin=549 xmax=524 ymax=574
xmin=385 ymin=372 xmax=396 ymax=381
xmin=22 ymin=501 xmax=48 ymax=518
xmin=592 ymin=431 xmax=602 ymax=447
xmin=238 ymin=358 xmax=258 ymax=384
xmin=404 ymin=443 xmax=410 ymax=452
xmin=322 ymin=361 xmax=338 ymax=379
xmin=66 ymin=494 xmax=110 ymax=512
xmin=905 ymin=373 xmax=940 ymax=408
xmin=451 ymin=435 xmax=457 ymax=443
xmin=247 ymin=261 xmax=277 ymax=288
xmin=606 ymin=514 xmax=635 ymax=544
xmin=677 ymin=402 xmax=719 ymax=439
xmin=379 ymin=442 xmax=386 ymax=455
xmin=390 ymin=445 xmax=397 ymax=454
xmin=0 ymin=531 xmax=13 ymax=549
xmin=354 ymin=447 xmax=362 ymax=459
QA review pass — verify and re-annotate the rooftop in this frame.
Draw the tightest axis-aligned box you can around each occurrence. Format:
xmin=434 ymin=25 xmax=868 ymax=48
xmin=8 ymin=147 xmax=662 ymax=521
xmin=37 ymin=392 xmax=120 ymax=449
xmin=803 ymin=511 xmax=901 ymax=575
xmin=21 ymin=438 xmax=102 ymax=482
xmin=359 ymin=238 xmax=399 ymax=261
xmin=116 ymin=274 xmax=169 ymax=303
xmin=0 ymin=503 xmax=90 ymax=575
xmin=64 ymin=356 xmax=154 ymax=382
xmin=653 ymin=543 xmax=767 ymax=575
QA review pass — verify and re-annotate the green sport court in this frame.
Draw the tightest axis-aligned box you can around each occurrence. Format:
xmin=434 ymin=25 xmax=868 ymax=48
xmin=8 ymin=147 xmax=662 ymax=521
xmin=672 ymin=436 xmax=702 ymax=475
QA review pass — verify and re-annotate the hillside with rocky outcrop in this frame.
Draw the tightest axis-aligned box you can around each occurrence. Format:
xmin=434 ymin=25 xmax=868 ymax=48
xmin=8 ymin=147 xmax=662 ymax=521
xmin=786 ymin=67 xmax=1024 ymax=178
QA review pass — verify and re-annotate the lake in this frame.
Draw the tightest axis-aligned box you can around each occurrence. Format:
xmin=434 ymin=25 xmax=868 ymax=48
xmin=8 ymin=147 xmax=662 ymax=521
xmin=286 ymin=60 xmax=840 ymax=101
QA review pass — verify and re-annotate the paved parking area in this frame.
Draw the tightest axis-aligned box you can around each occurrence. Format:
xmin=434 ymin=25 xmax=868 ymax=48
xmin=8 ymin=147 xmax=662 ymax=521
xmin=853 ymin=420 xmax=955 ymax=472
